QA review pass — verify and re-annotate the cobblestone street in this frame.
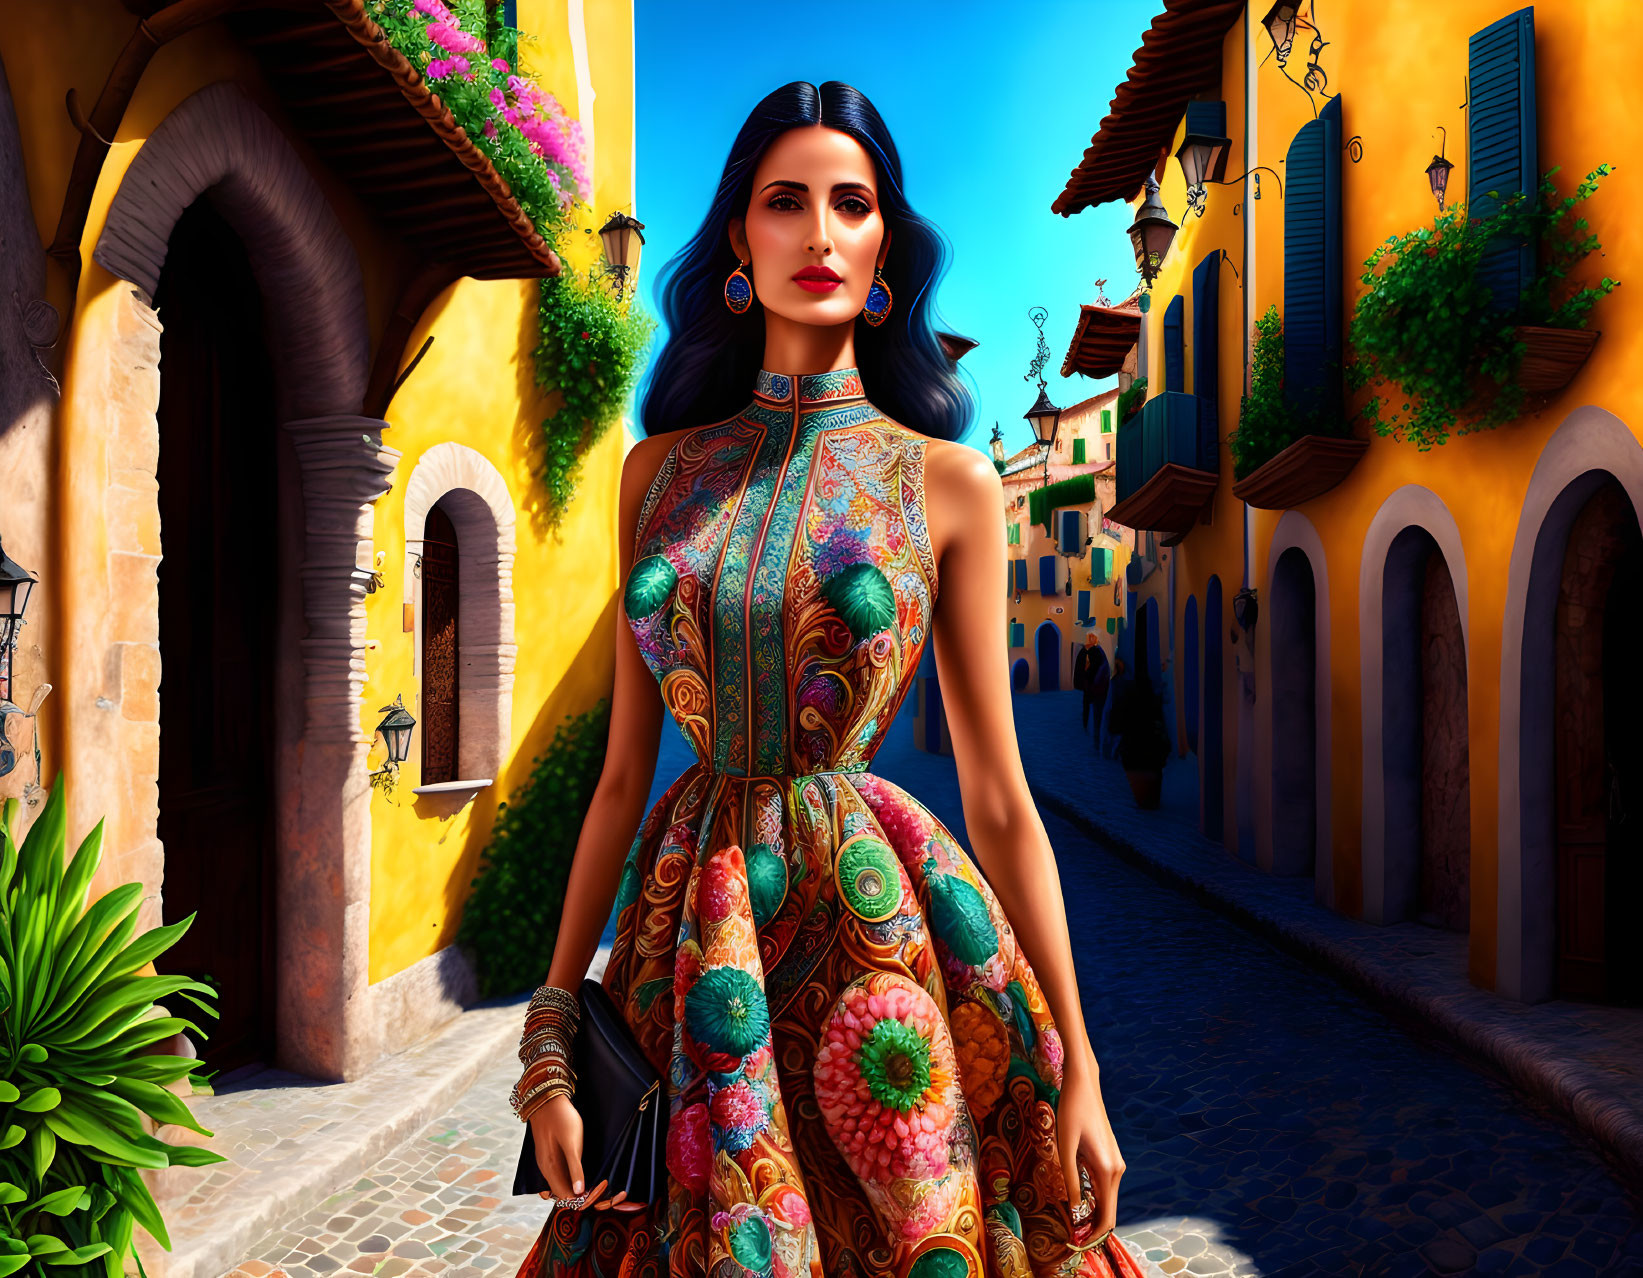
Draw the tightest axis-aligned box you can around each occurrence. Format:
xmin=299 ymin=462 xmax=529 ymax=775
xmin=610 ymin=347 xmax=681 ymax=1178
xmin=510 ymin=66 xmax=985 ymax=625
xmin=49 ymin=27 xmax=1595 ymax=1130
xmin=224 ymin=705 xmax=1643 ymax=1278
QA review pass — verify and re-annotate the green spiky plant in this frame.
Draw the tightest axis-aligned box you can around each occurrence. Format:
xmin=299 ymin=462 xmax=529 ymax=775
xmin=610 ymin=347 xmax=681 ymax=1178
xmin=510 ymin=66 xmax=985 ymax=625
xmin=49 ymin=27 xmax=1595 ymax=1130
xmin=0 ymin=779 xmax=224 ymax=1277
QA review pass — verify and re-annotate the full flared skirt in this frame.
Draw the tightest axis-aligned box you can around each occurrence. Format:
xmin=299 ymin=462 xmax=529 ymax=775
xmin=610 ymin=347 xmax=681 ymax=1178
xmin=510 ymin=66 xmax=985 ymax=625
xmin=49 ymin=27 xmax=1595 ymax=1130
xmin=516 ymin=762 xmax=1145 ymax=1278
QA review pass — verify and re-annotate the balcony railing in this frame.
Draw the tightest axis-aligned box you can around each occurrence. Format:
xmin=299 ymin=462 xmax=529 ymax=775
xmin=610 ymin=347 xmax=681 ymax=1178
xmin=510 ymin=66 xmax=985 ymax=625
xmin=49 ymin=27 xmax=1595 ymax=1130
xmin=1108 ymin=392 xmax=1218 ymax=537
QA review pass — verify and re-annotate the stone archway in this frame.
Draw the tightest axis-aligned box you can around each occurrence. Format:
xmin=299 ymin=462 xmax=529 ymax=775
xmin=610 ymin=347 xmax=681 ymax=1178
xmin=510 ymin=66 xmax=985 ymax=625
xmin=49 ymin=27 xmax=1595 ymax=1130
xmin=402 ymin=442 xmax=519 ymax=787
xmin=1261 ymin=513 xmax=1333 ymax=901
xmin=81 ymin=81 xmax=395 ymax=1079
xmin=1358 ymin=487 xmax=1472 ymax=929
xmin=1499 ymin=407 xmax=1643 ymax=1002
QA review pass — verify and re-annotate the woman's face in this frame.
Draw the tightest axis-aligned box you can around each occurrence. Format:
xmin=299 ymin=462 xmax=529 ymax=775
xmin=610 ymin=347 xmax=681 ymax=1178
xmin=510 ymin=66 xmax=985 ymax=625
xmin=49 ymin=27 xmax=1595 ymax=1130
xmin=729 ymin=125 xmax=891 ymax=330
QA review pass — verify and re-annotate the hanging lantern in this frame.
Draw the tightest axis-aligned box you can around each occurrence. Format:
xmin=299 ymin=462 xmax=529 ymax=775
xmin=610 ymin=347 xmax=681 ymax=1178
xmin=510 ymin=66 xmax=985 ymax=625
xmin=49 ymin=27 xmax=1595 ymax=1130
xmin=1262 ymin=1 xmax=1299 ymax=66
xmin=989 ymin=422 xmax=1005 ymax=468
xmin=1424 ymin=155 xmax=1455 ymax=210
xmin=1127 ymin=177 xmax=1178 ymax=286
xmin=374 ymin=694 xmax=417 ymax=768
xmin=1174 ymin=101 xmax=1231 ymax=217
xmin=1024 ymin=386 xmax=1062 ymax=449
xmin=598 ymin=210 xmax=647 ymax=296
xmin=0 ymin=539 xmax=37 ymax=705
xmin=1232 ymin=587 xmax=1259 ymax=635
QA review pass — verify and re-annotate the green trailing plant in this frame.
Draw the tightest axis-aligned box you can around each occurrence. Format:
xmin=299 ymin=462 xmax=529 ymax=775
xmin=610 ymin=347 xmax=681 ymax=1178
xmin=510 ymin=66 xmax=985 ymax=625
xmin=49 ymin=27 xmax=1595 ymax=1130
xmin=1347 ymin=164 xmax=1618 ymax=450
xmin=0 ymin=781 xmax=223 ymax=1278
xmin=533 ymin=268 xmax=658 ymax=523
xmin=1028 ymin=473 xmax=1096 ymax=535
xmin=1228 ymin=305 xmax=1352 ymax=479
xmin=458 ymin=699 xmax=611 ymax=998
xmin=1115 ymin=376 xmax=1147 ymax=425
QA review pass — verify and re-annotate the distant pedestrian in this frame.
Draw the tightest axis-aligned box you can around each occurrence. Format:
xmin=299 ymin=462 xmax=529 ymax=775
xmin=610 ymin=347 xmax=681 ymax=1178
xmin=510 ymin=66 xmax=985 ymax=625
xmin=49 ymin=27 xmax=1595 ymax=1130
xmin=1074 ymin=635 xmax=1111 ymax=739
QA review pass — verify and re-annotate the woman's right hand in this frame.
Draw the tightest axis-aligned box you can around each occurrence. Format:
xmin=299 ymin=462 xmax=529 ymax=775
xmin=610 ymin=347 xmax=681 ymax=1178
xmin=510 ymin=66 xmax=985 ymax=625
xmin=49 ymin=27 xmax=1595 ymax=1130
xmin=529 ymin=1095 xmax=608 ymax=1210
xmin=527 ymin=1095 xmax=647 ymax=1212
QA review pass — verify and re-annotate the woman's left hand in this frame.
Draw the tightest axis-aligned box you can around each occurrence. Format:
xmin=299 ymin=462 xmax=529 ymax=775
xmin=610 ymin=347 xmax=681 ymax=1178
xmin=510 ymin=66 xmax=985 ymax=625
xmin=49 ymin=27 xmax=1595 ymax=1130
xmin=1056 ymin=1047 xmax=1126 ymax=1238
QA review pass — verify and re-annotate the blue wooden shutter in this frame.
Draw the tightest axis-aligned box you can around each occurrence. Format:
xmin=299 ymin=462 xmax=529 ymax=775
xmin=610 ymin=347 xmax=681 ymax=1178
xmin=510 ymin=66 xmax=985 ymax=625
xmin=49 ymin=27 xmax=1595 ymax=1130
xmin=1010 ymin=621 xmax=1025 ymax=648
xmin=1284 ymin=94 xmax=1343 ymax=419
xmin=1058 ymin=510 xmax=1080 ymax=554
xmin=1469 ymin=7 xmax=1538 ymax=315
xmin=1163 ymin=294 xmax=1185 ymax=393
xmin=1038 ymin=555 xmax=1055 ymax=595
xmin=1077 ymin=589 xmax=1091 ymax=623
xmin=1192 ymin=249 xmax=1220 ymax=468
xmin=1013 ymin=559 xmax=1027 ymax=592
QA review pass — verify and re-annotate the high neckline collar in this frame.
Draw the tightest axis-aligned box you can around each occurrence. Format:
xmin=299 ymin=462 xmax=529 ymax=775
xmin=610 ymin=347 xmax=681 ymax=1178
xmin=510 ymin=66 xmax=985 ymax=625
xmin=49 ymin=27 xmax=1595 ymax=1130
xmin=753 ymin=367 xmax=867 ymax=406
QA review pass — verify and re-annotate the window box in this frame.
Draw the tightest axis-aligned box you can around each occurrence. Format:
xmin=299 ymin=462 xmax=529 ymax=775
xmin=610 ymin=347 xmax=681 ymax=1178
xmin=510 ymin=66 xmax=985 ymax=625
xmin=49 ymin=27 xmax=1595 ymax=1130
xmin=1231 ymin=433 xmax=1368 ymax=510
xmin=1108 ymin=392 xmax=1217 ymax=535
xmin=1515 ymin=325 xmax=1600 ymax=394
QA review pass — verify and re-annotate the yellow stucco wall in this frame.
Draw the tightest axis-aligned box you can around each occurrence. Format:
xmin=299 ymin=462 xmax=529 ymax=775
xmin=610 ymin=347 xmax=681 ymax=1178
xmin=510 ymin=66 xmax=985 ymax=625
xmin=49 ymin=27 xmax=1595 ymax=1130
xmin=1126 ymin=1 xmax=1643 ymax=989
xmin=364 ymin=0 xmax=637 ymax=983
xmin=2 ymin=0 xmax=636 ymax=982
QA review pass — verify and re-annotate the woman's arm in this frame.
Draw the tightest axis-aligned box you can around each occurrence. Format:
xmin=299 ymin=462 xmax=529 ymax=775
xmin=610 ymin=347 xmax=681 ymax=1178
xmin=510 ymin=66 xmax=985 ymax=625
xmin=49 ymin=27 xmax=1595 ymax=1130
xmin=542 ymin=430 xmax=682 ymax=993
xmin=922 ymin=440 xmax=1125 ymax=1228
xmin=528 ymin=430 xmax=684 ymax=1211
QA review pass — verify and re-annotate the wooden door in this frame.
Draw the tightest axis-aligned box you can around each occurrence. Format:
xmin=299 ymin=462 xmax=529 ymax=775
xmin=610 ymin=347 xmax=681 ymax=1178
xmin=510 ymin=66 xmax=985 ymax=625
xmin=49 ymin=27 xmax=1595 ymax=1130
xmin=154 ymin=197 xmax=277 ymax=1074
xmin=421 ymin=503 xmax=460 ymax=784
xmin=1554 ymin=484 xmax=1636 ymax=1000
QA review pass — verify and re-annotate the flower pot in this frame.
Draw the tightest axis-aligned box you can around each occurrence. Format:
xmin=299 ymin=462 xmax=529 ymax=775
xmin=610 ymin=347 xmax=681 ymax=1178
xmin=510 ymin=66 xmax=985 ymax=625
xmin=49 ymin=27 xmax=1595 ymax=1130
xmin=1232 ymin=434 xmax=1369 ymax=510
xmin=1125 ymin=768 xmax=1162 ymax=810
xmin=1515 ymin=326 xmax=1600 ymax=394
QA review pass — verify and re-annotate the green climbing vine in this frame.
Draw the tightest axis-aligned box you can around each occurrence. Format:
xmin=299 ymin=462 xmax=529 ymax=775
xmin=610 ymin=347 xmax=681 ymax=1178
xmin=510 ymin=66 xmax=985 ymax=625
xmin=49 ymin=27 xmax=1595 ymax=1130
xmin=533 ymin=268 xmax=658 ymax=524
xmin=457 ymin=699 xmax=612 ymax=998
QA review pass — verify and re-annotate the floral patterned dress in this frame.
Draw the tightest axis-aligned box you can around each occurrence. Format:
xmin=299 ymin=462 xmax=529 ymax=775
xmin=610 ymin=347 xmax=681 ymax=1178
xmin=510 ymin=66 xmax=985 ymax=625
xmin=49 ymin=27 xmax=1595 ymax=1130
xmin=518 ymin=368 xmax=1143 ymax=1278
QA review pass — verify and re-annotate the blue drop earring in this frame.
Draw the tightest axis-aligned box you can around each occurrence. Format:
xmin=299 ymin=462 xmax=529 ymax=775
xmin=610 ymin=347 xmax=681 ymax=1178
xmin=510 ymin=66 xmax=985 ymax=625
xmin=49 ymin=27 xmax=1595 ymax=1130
xmin=724 ymin=256 xmax=753 ymax=314
xmin=862 ymin=265 xmax=892 ymax=327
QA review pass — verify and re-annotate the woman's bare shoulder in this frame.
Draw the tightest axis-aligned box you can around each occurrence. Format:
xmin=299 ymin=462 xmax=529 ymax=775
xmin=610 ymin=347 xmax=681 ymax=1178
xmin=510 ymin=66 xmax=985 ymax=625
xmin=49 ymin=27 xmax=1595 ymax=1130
xmin=919 ymin=436 xmax=1005 ymax=554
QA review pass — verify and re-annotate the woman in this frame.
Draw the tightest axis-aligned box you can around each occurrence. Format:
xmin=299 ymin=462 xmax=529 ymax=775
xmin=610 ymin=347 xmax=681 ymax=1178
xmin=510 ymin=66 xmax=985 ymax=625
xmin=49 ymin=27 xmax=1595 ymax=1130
xmin=515 ymin=81 xmax=1139 ymax=1278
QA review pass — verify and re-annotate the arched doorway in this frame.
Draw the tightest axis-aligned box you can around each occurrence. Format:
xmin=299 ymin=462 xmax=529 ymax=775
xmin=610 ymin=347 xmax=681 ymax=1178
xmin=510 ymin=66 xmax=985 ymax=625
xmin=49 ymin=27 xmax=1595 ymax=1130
xmin=1011 ymin=658 xmax=1030 ymax=693
xmin=1202 ymin=577 xmax=1224 ymax=842
xmin=1553 ymin=481 xmax=1643 ymax=1003
xmin=154 ymin=196 xmax=278 ymax=1074
xmin=1183 ymin=596 xmax=1200 ymax=754
xmin=1381 ymin=527 xmax=1470 ymax=931
xmin=1270 ymin=548 xmax=1317 ymax=876
xmin=1035 ymin=620 xmax=1062 ymax=691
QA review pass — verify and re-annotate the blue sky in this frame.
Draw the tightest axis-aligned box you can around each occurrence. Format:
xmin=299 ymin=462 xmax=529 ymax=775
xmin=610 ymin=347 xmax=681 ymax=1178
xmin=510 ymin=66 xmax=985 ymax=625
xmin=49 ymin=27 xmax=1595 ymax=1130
xmin=632 ymin=0 xmax=1160 ymax=458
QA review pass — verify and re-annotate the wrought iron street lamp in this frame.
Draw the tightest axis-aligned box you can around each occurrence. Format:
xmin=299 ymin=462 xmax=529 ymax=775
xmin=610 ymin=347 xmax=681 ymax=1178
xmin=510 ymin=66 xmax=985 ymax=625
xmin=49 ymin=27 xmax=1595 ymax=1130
xmin=1262 ymin=1 xmax=1299 ymax=67
xmin=0 ymin=538 xmax=37 ymax=707
xmin=1127 ymin=178 xmax=1178 ymax=287
xmin=373 ymin=694 xmax=417 ymax=773
xmin=989 ymin=422 xmax=1005 ymax=473
xmin=1175 ymin=102 xmax=1231 ymax=218
xmin=1022 ymin=307 xmax=1062 ymax=491
xmin=1425 ymin=127 xmax=1454 ymax=211
xmin=598 ymin=210 xmax=646 ymax=297
xmin=1233 ymin=587 xmax=1259 ymax=635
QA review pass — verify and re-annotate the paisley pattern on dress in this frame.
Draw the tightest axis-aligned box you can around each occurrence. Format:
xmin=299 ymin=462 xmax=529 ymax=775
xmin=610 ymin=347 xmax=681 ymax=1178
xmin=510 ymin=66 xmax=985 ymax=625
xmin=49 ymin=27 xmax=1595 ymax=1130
xmin=518 ymin=368 xmax=1145 ymax=1278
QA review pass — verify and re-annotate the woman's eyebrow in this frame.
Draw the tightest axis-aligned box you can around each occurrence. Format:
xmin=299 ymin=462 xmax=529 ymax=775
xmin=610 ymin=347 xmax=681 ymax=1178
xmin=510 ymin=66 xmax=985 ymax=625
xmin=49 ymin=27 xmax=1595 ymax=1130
xmin=757 ymin=180 xmax=875 ymax=195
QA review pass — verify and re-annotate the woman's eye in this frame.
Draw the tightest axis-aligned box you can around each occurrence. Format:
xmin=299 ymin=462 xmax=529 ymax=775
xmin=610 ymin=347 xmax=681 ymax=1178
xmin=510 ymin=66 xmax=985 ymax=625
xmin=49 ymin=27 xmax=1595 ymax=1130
xmin=839 ymin=197 xmax=872 ymax=215
xmin=768 ymin=193 xmax=802 ymax=210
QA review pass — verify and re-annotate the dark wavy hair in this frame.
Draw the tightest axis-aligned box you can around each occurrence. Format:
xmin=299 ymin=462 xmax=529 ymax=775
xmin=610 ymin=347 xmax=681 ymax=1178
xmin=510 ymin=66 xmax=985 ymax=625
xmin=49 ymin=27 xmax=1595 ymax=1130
xmin=636 ymin=81 xmax=973 ymax=441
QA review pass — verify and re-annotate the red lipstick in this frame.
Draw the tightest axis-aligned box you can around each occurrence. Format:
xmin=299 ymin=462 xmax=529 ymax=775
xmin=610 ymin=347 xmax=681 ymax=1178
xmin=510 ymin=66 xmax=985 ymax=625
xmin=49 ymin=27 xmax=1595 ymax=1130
xmin=793 ymin=265 xmax=843 ymax=293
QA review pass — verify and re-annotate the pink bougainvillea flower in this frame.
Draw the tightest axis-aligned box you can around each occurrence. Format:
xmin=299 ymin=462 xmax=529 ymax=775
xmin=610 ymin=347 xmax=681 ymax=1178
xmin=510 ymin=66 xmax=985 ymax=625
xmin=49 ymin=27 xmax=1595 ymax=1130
xmin=812 ymin=972 xmax=957 ymax=1185
xmin=492 ymin=57 xmax=510 ymax=71
xmin=666 ymin=1101 xmax=710 ymax=1193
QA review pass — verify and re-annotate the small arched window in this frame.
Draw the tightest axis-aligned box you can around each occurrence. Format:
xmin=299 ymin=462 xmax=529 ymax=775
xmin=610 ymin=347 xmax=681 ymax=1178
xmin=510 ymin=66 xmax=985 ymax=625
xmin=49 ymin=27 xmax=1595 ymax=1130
xmin=421 ymin=501 xmax=460 ymax=785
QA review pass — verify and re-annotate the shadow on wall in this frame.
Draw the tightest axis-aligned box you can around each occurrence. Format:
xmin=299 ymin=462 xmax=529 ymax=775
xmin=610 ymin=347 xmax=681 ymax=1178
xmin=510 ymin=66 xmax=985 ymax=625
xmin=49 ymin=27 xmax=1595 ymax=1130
xmin=0 ymin=54 xmax=61 ymax=437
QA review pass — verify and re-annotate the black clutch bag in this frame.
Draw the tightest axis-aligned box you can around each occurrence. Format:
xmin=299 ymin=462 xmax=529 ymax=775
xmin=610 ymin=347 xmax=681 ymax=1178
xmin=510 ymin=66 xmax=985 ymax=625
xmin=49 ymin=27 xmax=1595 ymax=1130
xmin=511 ymin=978 xmax=668 ymax=1205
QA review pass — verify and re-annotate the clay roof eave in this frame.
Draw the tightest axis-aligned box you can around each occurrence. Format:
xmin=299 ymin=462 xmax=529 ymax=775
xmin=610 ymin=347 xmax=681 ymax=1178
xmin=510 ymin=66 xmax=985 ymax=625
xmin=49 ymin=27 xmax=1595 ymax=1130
xmin=1051 ymin=0 xmax=1245 ymax=217
xmin=1061 ymin=301 xmax=1142 ymax=379
xmin=230 ymin=0 xmax=562 ymax=281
